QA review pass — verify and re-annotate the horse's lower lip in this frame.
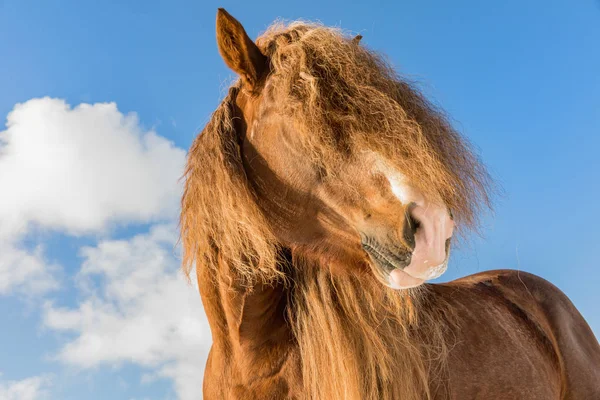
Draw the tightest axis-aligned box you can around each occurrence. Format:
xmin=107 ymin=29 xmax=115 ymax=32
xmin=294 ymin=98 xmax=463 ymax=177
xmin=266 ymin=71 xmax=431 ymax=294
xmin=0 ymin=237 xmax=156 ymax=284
xmin=389 ymin=268 xmax=425 ymax=289
xmin=361 ymin=241 xmax=411 ymax=273
xmin=361 ymin=240 xmax=418 ymax=287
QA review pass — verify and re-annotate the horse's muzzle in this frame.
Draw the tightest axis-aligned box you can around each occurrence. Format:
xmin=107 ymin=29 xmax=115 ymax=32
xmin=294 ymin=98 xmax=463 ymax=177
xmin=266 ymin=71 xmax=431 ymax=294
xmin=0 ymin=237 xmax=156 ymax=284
xmin=361 ymin=202 xmax=454 ymax=289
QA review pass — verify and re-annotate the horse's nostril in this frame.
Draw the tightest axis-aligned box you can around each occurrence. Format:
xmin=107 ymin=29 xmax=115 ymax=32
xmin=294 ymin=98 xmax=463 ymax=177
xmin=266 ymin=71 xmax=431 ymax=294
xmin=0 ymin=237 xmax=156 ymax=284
xmin=403 ymin=214 xmax=418 ymax=249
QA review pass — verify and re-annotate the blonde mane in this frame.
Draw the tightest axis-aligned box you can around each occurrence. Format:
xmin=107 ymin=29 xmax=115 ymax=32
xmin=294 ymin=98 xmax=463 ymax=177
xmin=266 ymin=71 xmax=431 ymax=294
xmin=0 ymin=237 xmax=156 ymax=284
xmin=181 ymin=21 xmax=493 ymax=399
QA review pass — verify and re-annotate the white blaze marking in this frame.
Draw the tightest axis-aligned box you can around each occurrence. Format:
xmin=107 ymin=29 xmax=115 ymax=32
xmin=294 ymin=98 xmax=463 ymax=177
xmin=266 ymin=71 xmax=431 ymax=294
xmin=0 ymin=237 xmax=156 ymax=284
xmin=388 ymin=175 xmax=411 ymax=204
xmin=369 ymin=152 xmax=422 ymax=205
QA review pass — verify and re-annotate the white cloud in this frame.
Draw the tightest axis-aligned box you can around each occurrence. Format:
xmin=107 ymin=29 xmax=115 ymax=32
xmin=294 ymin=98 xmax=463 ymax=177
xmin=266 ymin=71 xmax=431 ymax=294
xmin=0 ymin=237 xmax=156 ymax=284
xmin=0 ymin=374 xmax=51 ymax=400
xmin=0 ymin=242 xmax=59 ymax=296
xmin=0 ymin=97 xmax=186 ymax=297
xmin=43 ymin=224 xmax=211 ymax=400
xmin=0 ymin=97 xmax=211 ymax=398
xmin=0 ymin=97 xmax=186 ymax=238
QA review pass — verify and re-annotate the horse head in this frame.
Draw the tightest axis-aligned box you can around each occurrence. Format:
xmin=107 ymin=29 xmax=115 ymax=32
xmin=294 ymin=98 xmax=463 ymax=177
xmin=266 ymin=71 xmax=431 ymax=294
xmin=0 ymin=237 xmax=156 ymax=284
xmin=182 ymin=9 xmax=491 ymax=291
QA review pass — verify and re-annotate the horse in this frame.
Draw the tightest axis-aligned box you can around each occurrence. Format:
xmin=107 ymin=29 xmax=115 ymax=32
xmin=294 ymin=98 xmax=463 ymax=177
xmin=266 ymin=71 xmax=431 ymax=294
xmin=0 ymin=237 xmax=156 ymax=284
xmin=180 ymin=8 xmax=600 ymax=399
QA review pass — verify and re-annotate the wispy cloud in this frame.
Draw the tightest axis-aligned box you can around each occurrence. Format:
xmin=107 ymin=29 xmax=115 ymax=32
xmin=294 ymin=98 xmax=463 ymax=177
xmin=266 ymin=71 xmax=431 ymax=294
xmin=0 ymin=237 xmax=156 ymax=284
xmin=0 ymin=242 xmax=59 ymax=296
xmin=43 ymin=225 xmax=210 ymax=400
xmin=0 ymin=373 xmax=52 ymax=400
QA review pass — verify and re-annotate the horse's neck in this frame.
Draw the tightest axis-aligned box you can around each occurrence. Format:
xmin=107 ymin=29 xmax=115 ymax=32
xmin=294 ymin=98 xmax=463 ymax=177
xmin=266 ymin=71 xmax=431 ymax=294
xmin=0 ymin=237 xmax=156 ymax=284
xmin=198 ymin=265 xmax=293 ymax=375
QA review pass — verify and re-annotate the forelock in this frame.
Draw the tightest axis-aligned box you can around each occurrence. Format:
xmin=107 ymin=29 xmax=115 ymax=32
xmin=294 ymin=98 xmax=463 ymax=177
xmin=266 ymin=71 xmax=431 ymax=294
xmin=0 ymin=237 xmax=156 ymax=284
xmin=254 ymin=22 xmax=494 ymax=233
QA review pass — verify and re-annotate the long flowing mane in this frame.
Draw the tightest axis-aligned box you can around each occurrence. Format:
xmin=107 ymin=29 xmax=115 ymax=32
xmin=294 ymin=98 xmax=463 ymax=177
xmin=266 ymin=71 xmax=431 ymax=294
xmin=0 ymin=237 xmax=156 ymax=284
xmin=181 ymin=21 xmax=494 ymax=399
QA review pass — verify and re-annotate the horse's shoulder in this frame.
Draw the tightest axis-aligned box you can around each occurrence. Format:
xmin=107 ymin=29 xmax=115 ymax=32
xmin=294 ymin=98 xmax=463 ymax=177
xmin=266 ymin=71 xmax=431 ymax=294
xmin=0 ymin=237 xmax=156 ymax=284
xmin=449 ymin=269 xmax=600 ymax=397
xmin=449 ymin=269 xmax=589 ymax=331
xmin=450 ymin=269 xmax=566 ymax=305
xmin=446 ymin=269 xmax=569 ymax=349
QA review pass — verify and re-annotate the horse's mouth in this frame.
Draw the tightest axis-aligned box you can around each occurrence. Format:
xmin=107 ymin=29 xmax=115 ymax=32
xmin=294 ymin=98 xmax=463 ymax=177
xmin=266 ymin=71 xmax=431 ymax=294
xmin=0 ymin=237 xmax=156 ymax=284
xmin=361 ymin=236 xmax=450 ymax=289
xmin=361 ymin=238 xmax=413 ymax=286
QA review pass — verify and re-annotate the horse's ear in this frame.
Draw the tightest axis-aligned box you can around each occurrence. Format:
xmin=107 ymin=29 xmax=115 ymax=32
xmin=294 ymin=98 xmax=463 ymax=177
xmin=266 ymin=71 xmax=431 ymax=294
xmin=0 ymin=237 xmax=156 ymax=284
xmin=352 ymin=34 xmax=363 ymax=45
xmin=216 ymin=8 xmax=268 ymax=90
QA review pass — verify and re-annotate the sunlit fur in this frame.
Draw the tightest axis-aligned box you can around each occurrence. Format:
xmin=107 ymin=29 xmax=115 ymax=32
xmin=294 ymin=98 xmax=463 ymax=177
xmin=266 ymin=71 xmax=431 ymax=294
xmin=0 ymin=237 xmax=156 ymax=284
xmin=292 ymin=258 xmax=452 ymax=399
xmin=257 ymin=22 xmax=493 ymax=230
xmin=181 ymin=21 xmax=494 ymax=399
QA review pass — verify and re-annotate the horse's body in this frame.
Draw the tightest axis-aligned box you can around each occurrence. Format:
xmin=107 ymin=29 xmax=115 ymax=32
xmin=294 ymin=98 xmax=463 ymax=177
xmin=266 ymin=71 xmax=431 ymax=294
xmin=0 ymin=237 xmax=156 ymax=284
xmin=200 ymin=269 xmax=599 ymax=399
xmin=182 ymin=9 xmax=600 ymax=399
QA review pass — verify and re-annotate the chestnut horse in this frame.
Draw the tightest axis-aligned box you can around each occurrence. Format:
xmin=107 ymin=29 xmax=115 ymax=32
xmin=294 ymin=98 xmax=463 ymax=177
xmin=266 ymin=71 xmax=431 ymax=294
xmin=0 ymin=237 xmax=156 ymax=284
xmin=180 ymin=9 xmax=600 ymax=399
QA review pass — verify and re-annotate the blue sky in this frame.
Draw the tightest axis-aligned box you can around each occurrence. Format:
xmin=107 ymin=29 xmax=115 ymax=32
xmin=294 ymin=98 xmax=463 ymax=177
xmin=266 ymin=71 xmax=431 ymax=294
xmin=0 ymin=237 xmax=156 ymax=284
xmin=0 ymin=1 xmax=598 ymax=399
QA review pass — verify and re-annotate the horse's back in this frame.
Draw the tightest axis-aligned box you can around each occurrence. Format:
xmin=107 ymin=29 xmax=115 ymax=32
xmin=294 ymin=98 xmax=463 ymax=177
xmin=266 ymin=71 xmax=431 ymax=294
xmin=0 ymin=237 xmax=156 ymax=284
xmin=440 ymin=269 xmax=600 ymax=399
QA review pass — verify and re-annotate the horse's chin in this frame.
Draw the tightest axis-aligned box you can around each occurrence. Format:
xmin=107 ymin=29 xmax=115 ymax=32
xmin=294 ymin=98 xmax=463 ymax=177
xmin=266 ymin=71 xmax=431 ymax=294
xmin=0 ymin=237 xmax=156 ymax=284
xmin=363 ymin=245 xmax=449 ymax=290
xmin=389 ymin=260 xmax=448 ymax=289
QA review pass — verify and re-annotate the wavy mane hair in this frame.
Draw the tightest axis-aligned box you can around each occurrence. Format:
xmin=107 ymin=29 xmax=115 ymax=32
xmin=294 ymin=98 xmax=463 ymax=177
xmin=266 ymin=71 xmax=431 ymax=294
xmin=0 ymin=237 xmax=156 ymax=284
xmin=181 ymin=21 xmax=493 ymax=400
